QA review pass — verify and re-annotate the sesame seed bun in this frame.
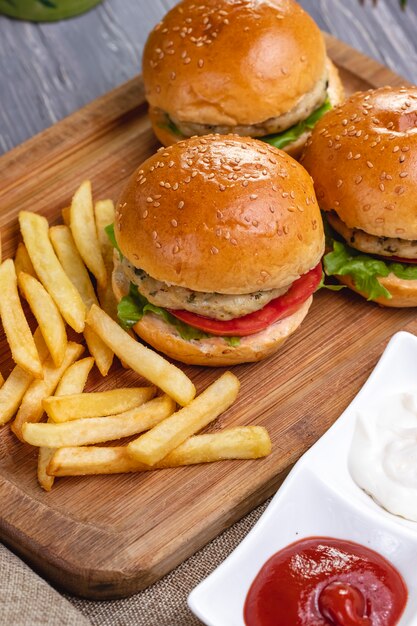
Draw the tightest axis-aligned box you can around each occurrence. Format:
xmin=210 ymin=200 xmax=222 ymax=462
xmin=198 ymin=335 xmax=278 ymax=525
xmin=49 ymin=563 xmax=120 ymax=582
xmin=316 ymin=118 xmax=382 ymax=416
xmin=115 ymin=135 xmax=324 ymax=295
xmin=301 ymin=86 xmax=417 ymax=240
xmin=143 ymin=0 xmax=327 ymax=128
xmin=336 ymin=273 xmax=417 ymax=308
xmin=148 ymin=58 xmax=345 ymax=156
xmin=112 ymin=261 xmax=313 ymax=366
xmin=301 ymin=86 xmax=417 ymax=307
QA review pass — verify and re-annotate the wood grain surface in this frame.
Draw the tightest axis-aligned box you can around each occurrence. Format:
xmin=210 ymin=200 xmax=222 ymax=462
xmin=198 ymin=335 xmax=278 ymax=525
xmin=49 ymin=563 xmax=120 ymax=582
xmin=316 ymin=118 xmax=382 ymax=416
xmin=0 ymin=37 xmax=416 ymax=600
xmin=1 ymin=0 xmax=416 ymax=154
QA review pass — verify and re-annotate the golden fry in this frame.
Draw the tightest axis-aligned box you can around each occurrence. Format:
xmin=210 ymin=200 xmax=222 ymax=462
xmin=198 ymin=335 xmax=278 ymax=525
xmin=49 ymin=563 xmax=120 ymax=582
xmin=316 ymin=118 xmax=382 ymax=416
xmin=19 ymin=211 xmax=86 ymax=332
xmin=83 ymin=325 xmax=113 ymax=377
xmin=11 ymin=342 xmax=84 ymax=441
xmin=70 ymin=181 xmax=107 ymax=288
xmin=44 ymin=387 xmax=156 ymax=422
xmin=94 ymin=199 xmax=115 ymax=271
xmin=0 ymin=259 xmax=43 ymax=378
xmin=38 ymin=356 xmax=94 ymax=492
xmin=23 ymin=395 xmax=175 ymax=448
xmin=55 ymin=357 xmax=94 ymax=396
xmin=0 ymin=372 xmax=4 ymax=388
xmin=18 ymin=272 xmax=67 ymax=368
xmin=127 ymin=372 xmax=240 ymax=466
xmin=0 ymin=231 xmax=2 ymax=264
xmin=47 ymin=427 xmax=271 ymax=476
xmin=86 ymin=305 xmax=196 ymax=406
xmin=0 ymin=330 xmax=48 ymax=426
xmin=14 ymin=242 xmax=36 ymax=281
xmin=61 ymin=206 xmax=71 ymax=227
xmin=49 ymin=225 xmax=97 ymax=310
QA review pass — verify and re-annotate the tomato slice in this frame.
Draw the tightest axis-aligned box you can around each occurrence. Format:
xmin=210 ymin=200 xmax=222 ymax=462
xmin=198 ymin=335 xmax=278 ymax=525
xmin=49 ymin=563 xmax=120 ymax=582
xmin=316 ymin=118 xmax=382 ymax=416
xmin=168 ymin=262 xmax=322 ymax=337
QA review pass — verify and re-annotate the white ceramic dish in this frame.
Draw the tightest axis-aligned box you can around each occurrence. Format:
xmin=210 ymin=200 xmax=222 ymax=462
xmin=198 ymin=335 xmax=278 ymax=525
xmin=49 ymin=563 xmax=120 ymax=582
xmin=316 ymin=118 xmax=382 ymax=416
xmin=188 ymin=331 xmax=417 ymax=626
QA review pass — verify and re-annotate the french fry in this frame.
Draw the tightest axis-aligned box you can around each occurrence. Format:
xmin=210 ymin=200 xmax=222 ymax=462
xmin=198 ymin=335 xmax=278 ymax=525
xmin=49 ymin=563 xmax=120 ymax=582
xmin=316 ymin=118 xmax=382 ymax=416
xmin=11 ymin=342 xmax=84 ymax=441
xmin=0 ymin=259 xmax=43 ymax=378
xmin=49 ymin=225 xmax=97 ymax=310
xmin=19 ymin=211 xmax=86 ymax=333
xmin=0 ymin=231 xmax=2 ymax=264
xmin=49 ymin=225 xmax=114 ymax=374
xmin=23 ymin=395 xmax=175 ymax=448
xmin=55 ymin=357 xmax=95 ymax=396
xmin=61 ymin=206 xmax=71 ymax=227
xmin=14 ymin=242 xmax=36 ymax=280
xmin=83 ymin=325 xmax=114 ymax=377
xmin=18 ymin=272 xmax=67 ymax=368
xmin=0 ymin=372 xmax=4 ymax=388
xmin=70 ymin=181 xmax=107 ymax=288
xmin=38 ymin=356 xmax=94 ymax=492
xmin=44 ymin=387 xmax=156 ymax=422
xmin=94 ymin=199 xmax=115 ymax=270
xmin=86 ymin=305 xmax=196 ymax=406
xmin=47 ymin=427 xmax=272 ymax=476
xmin=0 ymin=330 xmax=49 ymax=426
xmin=127 ymin=372 xmax=240 ymax=466
xmin=95 ymin=199 xmax=119 ymax=321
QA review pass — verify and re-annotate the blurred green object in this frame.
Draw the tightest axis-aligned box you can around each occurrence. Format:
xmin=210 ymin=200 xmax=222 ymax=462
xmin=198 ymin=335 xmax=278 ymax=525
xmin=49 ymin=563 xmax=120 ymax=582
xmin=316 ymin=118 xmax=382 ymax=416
xmin=0 ymin=0 xmax=102 ymax=21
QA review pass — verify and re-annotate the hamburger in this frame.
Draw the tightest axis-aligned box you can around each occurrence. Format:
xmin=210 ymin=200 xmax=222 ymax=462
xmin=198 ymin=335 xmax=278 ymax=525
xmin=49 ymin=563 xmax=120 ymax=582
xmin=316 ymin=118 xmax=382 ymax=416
xmin=109 ymin=135 xmax=324 ymax=366
xmin=301 ymin=86 xmax=417 ymax=307
xmin=142 ymin=0 xmax=344 ymax=157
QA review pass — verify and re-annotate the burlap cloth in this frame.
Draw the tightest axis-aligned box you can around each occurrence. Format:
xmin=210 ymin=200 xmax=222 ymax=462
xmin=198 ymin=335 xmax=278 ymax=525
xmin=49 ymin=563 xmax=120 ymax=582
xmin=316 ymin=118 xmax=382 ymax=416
xmin=1 ymin=499 xmax=269 ymax=625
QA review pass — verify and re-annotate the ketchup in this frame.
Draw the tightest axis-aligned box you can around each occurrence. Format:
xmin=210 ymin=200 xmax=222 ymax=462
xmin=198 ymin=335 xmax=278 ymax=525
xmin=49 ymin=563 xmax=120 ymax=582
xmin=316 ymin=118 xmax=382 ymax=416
xmin=244 ymin=537 xmax=407 ymax=626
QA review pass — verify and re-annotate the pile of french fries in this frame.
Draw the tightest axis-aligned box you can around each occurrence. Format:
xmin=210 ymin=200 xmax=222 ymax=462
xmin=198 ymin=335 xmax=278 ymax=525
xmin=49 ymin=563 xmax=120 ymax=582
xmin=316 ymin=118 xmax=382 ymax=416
xmin=0 ymin=181 xmax=271 ymax=491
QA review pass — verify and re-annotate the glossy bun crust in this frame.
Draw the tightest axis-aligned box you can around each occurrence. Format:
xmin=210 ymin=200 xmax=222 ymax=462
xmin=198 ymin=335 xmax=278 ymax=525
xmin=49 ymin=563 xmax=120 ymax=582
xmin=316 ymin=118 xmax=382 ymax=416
xmin=112 ymin=266 xmax=313 ymax=366
xmin=143 ymin=0 xmax=326 ymax=127
xmin=115 ymin=135 xmax=324 ymax=294
xmin=302 ymin=86 xmax=417 ymax=240
xmin=148 ymin=59 xmax=345 ymax=155
xmin=337 ymin=274 xmax=417 ymax=308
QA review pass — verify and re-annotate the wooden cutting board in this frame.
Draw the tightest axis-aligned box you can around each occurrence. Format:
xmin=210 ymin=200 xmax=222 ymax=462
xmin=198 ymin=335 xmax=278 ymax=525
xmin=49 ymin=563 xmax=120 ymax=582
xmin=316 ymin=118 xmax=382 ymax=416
xmin=0 ymin=34 xmax=415 ymax=600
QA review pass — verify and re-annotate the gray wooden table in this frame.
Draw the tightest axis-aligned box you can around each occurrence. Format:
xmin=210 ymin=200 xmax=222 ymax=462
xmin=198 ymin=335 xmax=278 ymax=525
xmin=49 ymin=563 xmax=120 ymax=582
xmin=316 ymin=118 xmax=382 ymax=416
xmin=0 ymin=2 xmax=416 ymax=625
xmin=0 ymin=0 xmax=416 ymax=155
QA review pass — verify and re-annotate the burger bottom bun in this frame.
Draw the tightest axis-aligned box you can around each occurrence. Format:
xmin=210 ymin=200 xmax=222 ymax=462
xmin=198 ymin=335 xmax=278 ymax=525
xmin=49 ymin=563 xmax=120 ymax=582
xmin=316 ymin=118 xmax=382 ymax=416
xmin=112 ymin=268 xmax=312 ymax=366
xmin=337 ymin=273 xmax=417 ymax=308
xmin=149 ymin=58 xmax=344 ymax=156
xmin=131 ymin=298 xmax=312 ymax=366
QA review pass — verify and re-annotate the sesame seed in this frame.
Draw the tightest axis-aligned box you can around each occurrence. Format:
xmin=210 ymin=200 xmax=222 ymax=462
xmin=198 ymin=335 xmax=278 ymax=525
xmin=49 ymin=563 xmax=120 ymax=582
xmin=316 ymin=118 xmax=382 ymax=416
xmin=146 ymin=197 xmax=153 ymax=203
xmin=379 ymin=183 xmax=385 ymax=191
xmin=250 ymin=194 xmax=258 ymax=200
xmin=142 ymin=210 xmax=148 ymax=218
xmin=337 ymin=180 xmax=343 ymax=188
xmin=152 ymin=231 xmax=157 ymax=240
xmin=171 ymin=219 xmax=178 ymax=227
xmin=159 ymin=181 xmax=165 ymax=187
xmin=354 ymin=154 xmax=361 ymax=160
xmin=242 ymin=181 xmax=249 ymax=187
xmin=219 ymin=184 xmax=226 ymax=191
xmin=155 ymin=242 xmax=162 ymax=249
xmin=178 ymin=201 xmax=184 ymax=209
xmin=399 ymin=172 xmax=408 ymax=178
xmin=366 ymin=161 xmax=373 ymax=168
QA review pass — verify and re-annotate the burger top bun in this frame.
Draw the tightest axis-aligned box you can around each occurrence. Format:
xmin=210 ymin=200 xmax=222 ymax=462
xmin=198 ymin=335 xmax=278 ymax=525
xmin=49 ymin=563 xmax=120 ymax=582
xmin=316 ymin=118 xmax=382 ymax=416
xmin=115 ymin=135 xmax=324 ymax=295
xmin=142 ymin=0 xmax=326 ymax=127
xmin=301 ymin=86 xmax=417 ymax=240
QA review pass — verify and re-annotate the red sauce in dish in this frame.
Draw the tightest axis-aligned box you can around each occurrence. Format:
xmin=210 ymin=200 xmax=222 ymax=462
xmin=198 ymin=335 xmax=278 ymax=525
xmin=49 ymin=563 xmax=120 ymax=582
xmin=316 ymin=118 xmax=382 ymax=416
xmin=244 ymin=537 xmax=407 ymax=626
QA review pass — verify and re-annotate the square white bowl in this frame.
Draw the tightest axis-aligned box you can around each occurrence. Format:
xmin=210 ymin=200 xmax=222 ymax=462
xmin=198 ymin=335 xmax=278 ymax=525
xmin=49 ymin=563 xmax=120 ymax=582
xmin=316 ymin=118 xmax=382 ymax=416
xmin=188 ymin=331 xmax=417 ymax=626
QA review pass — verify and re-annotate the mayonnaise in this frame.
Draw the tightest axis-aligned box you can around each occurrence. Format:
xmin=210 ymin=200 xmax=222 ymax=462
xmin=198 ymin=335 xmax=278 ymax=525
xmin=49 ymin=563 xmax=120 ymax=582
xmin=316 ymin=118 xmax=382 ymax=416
xmin=348 ymin=391 xmax=417 ymax=522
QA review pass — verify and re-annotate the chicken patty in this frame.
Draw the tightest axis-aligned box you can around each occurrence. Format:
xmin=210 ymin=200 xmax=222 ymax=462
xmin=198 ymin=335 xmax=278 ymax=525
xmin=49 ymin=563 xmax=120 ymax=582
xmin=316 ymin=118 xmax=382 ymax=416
xmin=121 ymin=258 xmax=290 ymax=320
xmin=327 ymin=211 xmax=417 ymax=259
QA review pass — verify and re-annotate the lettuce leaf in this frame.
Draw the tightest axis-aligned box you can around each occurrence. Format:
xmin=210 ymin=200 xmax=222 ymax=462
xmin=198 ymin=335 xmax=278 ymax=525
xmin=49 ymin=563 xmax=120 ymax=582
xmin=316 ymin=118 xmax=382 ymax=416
xmin=324 ymin=239 xmax=417 ymax=301
xmin=105 ymin=223 xmax=123 ymax=259
xmin=118 ymin=283 xmax=241 ymax=345
xmin=261 ymin=99 xmax=332 ymax=150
